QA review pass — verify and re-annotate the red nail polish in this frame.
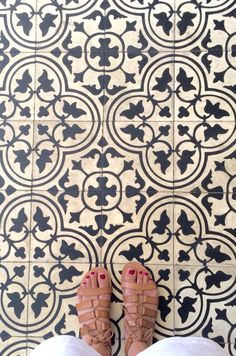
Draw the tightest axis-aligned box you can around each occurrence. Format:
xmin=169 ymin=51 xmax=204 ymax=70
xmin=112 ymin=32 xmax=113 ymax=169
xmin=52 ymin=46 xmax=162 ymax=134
xmin=139 ymin=271 xmax=143 ymax=274
xmin=128 ymin=269 xmax=135 ymax=275
xmin=83 ymin=281 xmax=86 ymax=285
xmin=91 ymin=272 xmax=95 ymax=275
xmin=144 ymin=272 xmax=148 ymax=275
xmin=100 ymin=274 xmax=106 ymax=280
xmin=86 ymin=275 xmax=90 ymax=279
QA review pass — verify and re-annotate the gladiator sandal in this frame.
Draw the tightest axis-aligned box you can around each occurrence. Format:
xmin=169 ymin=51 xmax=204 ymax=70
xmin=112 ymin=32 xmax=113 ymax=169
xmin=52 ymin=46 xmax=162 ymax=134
xmin=77 ymin=267 xmax=114 ymax=354
xmin=122 ymin=262 xmax=158 ymax=356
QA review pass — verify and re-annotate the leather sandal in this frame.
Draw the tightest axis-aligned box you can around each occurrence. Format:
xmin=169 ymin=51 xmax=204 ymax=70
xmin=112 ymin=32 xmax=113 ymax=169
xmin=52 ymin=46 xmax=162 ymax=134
xmin=122 ymin=262 xmax=158 ymax=356
xmin=77 ymin=267 xmax=114 ymax=353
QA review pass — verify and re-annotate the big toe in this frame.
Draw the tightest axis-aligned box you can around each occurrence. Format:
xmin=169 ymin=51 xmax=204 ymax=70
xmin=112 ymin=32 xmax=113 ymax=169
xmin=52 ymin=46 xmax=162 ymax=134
xmin=98 ymin=272 xmax=111 ymax=301
xmin=98 ymin=272 xmax=110 ymax=288
xmin=123 ymin=267 xmax=137 ymax=296
xmin=124 ymin=268 xmax=136 ymax=282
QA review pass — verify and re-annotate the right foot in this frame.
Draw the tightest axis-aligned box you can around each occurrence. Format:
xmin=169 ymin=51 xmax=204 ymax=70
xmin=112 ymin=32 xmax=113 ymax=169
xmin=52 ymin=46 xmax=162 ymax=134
xmin=122 ymin=262 xmax=158 ymax=356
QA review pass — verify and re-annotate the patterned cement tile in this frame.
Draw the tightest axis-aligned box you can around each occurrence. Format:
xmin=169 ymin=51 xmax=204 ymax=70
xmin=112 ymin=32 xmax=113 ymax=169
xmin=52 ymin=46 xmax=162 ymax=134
xmin=0 ymin=192 xmax=32 ymax=262
xmin=174 ymin=0 xmax=235 ymax=51
xmin=103 ymin=53 xmax=175 ymax=121
xmin=34 ymin=54 xmax=105 ymax=118
xmin=0 ymin=0 xmax=37 ymax=52
xmin=174 ymin=265 xmax=236 ymax=349
xmin=173 ymin=194 xmax=236 ymax=266
xmin=29 ymin=192 xmax=101 ymax=262
xmin=0 ymin=262 xmax=95 ymax=338
xmin=32 ymin=121 xmax=102 ymax=189
xmin=0 ymin=122 xmax=34 ymax=190
xmin=101 ymin=194 xmax=174 ymax=265
xmin=0 ymin=337 xmax=28 ymax=356
xmin=173 ymin=122 xmax=236 ymax=192
xmin=173 ymin=52 xmax=235 ymax=122
xmin=0 ymin=263 xmax=29 ymax=338
xmin=103 ymin=0 xmax=175 ymax=51
xmin=174 ymin=0 xmax=236 ymax=52
xmin=103 ymin=122 xmax=174 ymax=191
xmin=35 ymin=0 xmax=106 ymax=52
xmin=0 ymin=53 xmax=36 ymax=118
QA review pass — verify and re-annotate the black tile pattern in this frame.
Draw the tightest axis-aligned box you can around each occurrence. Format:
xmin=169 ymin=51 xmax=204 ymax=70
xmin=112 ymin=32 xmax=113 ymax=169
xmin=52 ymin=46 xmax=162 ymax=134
xmin=0 ymin=0 xmax=236 ymax=355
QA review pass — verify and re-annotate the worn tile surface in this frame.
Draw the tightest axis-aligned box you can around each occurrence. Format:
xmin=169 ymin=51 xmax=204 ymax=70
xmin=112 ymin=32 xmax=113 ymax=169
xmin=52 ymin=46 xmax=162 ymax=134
xmin=0 ymin=0 xmax=235 ymax=355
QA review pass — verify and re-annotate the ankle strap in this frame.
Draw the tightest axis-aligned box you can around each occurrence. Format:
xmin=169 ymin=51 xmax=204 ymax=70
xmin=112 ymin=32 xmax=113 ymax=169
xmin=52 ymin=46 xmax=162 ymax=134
xmin=81 ymin=324 xmax=114 ymax=352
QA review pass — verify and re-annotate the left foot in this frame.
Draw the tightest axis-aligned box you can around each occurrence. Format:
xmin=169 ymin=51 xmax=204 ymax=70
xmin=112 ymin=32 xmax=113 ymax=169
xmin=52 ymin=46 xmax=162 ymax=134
xmin=77 ymin=267 xmax=113 ymax=356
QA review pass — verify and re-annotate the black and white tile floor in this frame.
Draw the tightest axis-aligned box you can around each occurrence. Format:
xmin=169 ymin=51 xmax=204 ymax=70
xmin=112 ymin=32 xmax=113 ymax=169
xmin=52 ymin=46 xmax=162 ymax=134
xmin=0 ymin=0 xmax=235 ymax=355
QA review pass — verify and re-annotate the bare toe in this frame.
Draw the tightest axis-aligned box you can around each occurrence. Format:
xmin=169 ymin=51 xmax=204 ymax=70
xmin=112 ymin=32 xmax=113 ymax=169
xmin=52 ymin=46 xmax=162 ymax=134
xmin=78 ymin=278 xmax=87 ymax=303
xmin=143 ymin=271 xmax=149 ymax=284
xmin=98 ymin=272 xmax=109 ymax=287
xmin=146 ymin=276 xmax=158 ymax=298
xmin=85 ymin=274 xmax=91 ymax=289
xmin=90 ymin=271 xmax=97 ymax=289
xmin=137 ymin=270 xmax=143 ymax=284
xmin=98 ymin=272 xmax=111 ymax=302
xmin=124 ymin=267 xmax=136 ymax=282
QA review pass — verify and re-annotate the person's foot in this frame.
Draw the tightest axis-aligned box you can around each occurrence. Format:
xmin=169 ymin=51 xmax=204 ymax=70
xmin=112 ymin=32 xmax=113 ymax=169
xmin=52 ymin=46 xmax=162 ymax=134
xmin=122 ymin=262 xmax=158 ymax=356
xmin=77 ymin=267 xmax=113 ymax=356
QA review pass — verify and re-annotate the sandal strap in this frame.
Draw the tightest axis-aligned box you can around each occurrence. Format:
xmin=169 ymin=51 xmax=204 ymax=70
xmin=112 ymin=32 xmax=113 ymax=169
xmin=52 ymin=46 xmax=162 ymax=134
xmin=77 ymin=286 xmax=112 ymax=296
xmin=76 ymin=299 xmax=110 ymax=311
xmin=125 ymin=305 xmax=156 ymax=318
xmin=126 ymin=317 xmax=155 ymax=330
xmin=79 ymin=309 xmax=110 ymax=323
xmin=124 ymin=294 xmax=158 ymax=305
xmin=80 ymin=320 xmax=111 ymax=337
xmin=123 ymin=298 xmax=156 ymax=355
xmin=121 ymin=281 xmax=156 ymax=291
xmin=124 ymin=319 xmax=153 ymax=355
xmin=81 ymin=324 xmax=114 ymax=352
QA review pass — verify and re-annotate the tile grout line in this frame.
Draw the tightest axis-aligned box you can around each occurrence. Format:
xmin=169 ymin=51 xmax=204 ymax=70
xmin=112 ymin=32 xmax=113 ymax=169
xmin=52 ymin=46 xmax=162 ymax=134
xmin=6 ymin=120 xmax=236 ymax=124
xmin=100 ymin=2 xmax=106 ymax=265
xmin=1 ymin=261 xmax=234 ymax=267
xmin=25 ymin=34 xmax=36 ymax=352
xmin=4 ymin=189 xmax=236 ymax=195
xmin=27 ymin=50 xmax=234 ymax=54
xmin=173 ymin=0 xmax=176 ymax=336
xmin=2 ymin=190 xmax=235 ymax=195
xmin=100 ymin=0 xmax=113 ymax=266
xmin=26 ymin=6 xmax=38 ymax=351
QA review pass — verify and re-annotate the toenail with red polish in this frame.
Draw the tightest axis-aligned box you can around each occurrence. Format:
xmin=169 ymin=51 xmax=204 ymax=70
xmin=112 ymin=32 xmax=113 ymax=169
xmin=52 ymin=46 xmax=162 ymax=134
xmin=139 ymin=271 xmax=143 ymax=274
xmin=83 ymin=282 xmax=86 ymax=284
xmin=86 ymin=275 xmax=90 ymax=279
xmin=90 ymin=272 xmax=95 ymax=275
xmin=100 ymin=274 xmax=106 ymax=279
xmin=144 ymin=272 xmax=148 ymax=275
xmin=128 ymin=269 xmax=135 ymax=275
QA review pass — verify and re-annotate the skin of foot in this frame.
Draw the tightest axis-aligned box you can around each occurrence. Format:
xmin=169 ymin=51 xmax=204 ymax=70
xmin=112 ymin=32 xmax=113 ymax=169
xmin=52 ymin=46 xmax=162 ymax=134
xmin=78 ymin=271 xmax=112 ymax=356
xmin=123 ymin=268 xmax=158 ymax=356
